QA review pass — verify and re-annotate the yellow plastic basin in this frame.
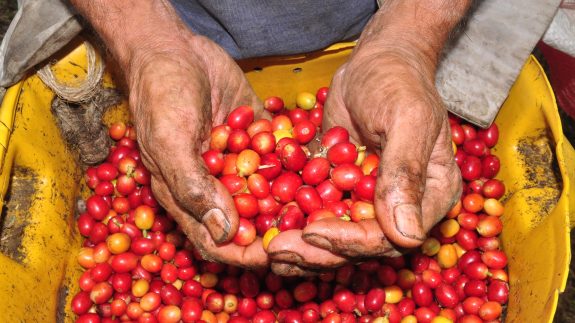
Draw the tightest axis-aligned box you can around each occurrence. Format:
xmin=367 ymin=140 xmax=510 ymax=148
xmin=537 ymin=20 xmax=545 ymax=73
xmin=0 ymin=41 xmax=573 ymax=322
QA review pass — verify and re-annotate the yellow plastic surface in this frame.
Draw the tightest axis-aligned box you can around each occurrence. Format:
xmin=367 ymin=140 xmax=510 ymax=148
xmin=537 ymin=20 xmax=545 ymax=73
xmin=0 ymin=48 xmax=86 ymax=321
xmin=0 ymin=42 xmax=573 ymax=322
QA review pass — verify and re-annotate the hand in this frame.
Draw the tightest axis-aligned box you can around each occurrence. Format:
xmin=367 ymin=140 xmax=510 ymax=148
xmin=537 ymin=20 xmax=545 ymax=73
xmin=268 ymin=45 xmax=461 ymax=274
xmin=320 ymin=48 xmax=461 ymax=244
xmin=70 ymin=1 xmax=269 ymax=268
xmin=268 ymin=2 xmax=469 ymax=272
xmin=126 ymin=34 xmax=270 ymax=268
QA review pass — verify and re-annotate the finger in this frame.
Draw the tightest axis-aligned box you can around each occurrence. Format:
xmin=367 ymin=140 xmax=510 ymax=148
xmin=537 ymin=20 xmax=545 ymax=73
xmin=152 ymin=178 xmax=268 ymax=268
xmin=301 ymin=218 xmax=402 ymax=258
xmin=190 ymin=226 xmax=269 ymax=269
xmin=271 ymin=263 xmax=321 ymax=277
xmin=418 ymin=119 xmax=463 ymax=230
xmin=197 ymin=36 xmax=264 ymax=123
xmin=375 ymin=102 xmax=443 ymax=248
xmin=153 ymin=152 xmax=238 ymax=243
xmin=322 ymin=64 xmax=359 ymax=142
xmin=267 ymin=230 xmax=348 ymax=269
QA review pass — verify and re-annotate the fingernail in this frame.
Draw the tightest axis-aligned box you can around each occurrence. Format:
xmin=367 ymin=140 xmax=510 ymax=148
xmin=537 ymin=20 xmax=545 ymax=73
xmin=394 ymin=204 xmax=426 ymax=241
xmin=302 ymin=233 xmax=333 ymax=251
xmin=202 ymin=208 xmax=230 ymax=243
xmin=269 ymin=251 xmax=304 ymax=264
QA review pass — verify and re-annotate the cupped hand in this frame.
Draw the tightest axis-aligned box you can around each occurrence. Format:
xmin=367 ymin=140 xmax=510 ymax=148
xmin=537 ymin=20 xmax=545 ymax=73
xmin=268 ymin=30 xmax=461 ymax=273
xmin=127 ymin=34 xmax=267 ymax=268
xmin=318 ymin=46 xmax=462 ymax=248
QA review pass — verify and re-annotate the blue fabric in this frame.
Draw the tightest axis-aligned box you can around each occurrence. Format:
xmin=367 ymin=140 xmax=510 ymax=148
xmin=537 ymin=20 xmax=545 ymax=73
xmin=169 ymin=0 xmax=377 ymax=59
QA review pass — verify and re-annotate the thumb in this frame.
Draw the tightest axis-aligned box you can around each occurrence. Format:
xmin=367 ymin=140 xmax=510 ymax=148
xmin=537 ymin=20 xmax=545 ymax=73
xmin=375 ymin=110 xmax=440 ymax=248
xmin=151 ymin=177 xmax=268 ymax=269
xmin=164 ymin=155 xmax=239 ymax=244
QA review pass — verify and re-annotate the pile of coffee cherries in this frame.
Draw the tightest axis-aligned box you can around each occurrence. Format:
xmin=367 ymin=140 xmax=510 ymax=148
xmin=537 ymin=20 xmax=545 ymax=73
xmin=203 ymin=88 xmax=381 ymax=248
xmin=71 ymin=87 xmax=509 ymax=323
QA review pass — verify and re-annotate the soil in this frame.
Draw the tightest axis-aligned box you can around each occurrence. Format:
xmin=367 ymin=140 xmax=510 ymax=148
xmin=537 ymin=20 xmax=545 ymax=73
xmin=0 ymin=166 xmax=37 ymax=263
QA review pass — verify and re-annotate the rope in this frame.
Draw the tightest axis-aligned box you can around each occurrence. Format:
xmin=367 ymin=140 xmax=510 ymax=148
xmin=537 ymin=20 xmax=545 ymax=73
xmin=37 ymin=41 xmax=104 ymax=103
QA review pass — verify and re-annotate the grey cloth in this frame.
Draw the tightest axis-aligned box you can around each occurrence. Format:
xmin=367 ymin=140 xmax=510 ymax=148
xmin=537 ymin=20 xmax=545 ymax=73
xmin=169 ymin=0 xmax=377 ymax=59
xmin=0 ymin=0 xmax=81 ymax=88
xmin=542 ymin=7 xmax=575 ymax=57
xmin=437 ymin=0 xmax=562 ymax=127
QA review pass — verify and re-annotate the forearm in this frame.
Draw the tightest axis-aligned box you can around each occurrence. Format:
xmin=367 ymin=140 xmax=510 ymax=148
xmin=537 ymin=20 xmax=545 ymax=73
xmin=361 ymin=0 xmax=473 ymax=68
xmin=69 ymin=0 xmax=193 ymax=75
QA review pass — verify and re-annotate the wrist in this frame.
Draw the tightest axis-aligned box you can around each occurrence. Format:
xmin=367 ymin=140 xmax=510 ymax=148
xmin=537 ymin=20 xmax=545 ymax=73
xmin=359 ymin=0 xmax=472 ymax=70
xmin=69 ymin=0 xmax=197 ymax=78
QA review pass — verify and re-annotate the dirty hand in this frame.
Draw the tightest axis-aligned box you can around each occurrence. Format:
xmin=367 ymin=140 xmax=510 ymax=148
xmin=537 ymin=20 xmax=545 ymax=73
xmin=267 ymin=47 xmax=461 ymax=274
xmin=71 ymin=1 xmax=268 ymax=268
xmin=268 ymin=1 xmax=470 ymax=273
xmin=131 ymin=34 xmax=270 ymax=267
